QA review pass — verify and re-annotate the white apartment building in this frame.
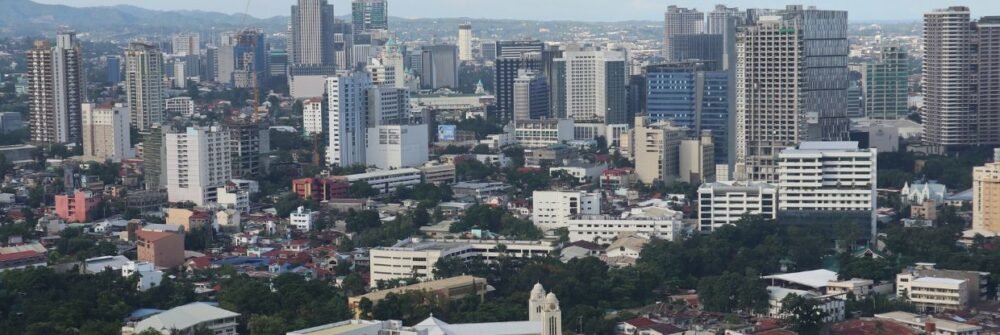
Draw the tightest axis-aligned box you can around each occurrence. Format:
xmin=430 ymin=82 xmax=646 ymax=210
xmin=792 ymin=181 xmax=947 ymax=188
xmin=765 ymin=287 xmax=845 ymax=324
xmin=458 ymin=23 xmax=473 ymax=61
xmin=366 ymin=86 xmax=409 ymax=126
xmin=366 ymin=124 xmax=429 ymax=170
xmin=697 ymin=181 xmax=777 ymax=232
xmin=166 ymin=126 xmax=232 ymax=206
xmin=216 ymin=182 xmax=251 ymax=214
xmin=532 ymin=190 xmax=601 ymax=231
xmin=370 ymin=237 xmax=555 ymax=287
xmin=327 ymin=72 xmax=372 ymax=167
xmin=777 ymin=141 xmax=877 ymax=240
xmin=567 ymin=206 xmax=683 ymax=244
xmin=81 ymin=103 xmax=133 ymax=162
xmin=301 ymin=97 xmax=324 ymax=136
xmin=366 ymin=58 xmax=396 ymax=87
xmin=897 ymin=271 xmax=970 ymax=312
xmin=554 ymin=48 xmax=627 ymax=122
xmin=335 ymin=168 xmax=422 ymax=196
xmin=171 ymin=33 xmax=200 ymax=57
xmin=165 ymin=96 xmax=195 ymax=117
xmin=514 ymin=118 xmax=574 ymax=149
xmin=124 ymin=42 xmax=165 ymax=131
xmin=289 ymin=206 xmax=316 ymax=231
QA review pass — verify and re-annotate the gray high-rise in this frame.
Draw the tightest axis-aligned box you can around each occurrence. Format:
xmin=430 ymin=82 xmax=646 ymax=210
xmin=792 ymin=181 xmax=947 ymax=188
xmin=735 ymin=15 xmax=806 ymax=182
xmin=663 ymin=6 xmax=704 ymax=61
xmin=419 ymin=45 xmax=458 ymax=90
xmin=922 ymin=7 xmax=1000 ymax=149
xmin=352 ymin=0 xmax=389 ymax=35
xmin=125 ymin=42 xmax=165 ymax=132
xmin=707 ymin=5 xmax=744 ymax=35
xmin=494 ymin=40 xmax=545 ymax=122
xmin=289 ymin=0 xmax=336 ymax=67
xmin=513 ymin=70 xmax=550 ymax=121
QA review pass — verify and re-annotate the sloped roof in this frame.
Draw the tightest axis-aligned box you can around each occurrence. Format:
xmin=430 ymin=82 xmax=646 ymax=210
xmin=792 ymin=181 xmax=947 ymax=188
xmin=762 ymin=269 xmax=839 ymax=289
xmin=133 ymin=303 xmax=239 ymax=332
xmin=413 ymin=317 xmax=542 ymax=335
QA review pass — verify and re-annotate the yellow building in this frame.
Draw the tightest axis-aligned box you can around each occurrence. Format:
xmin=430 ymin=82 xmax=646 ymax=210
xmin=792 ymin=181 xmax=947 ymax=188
xmin=974 ymin=163 xmax=1000 ymax=233
xmin=348 ymin=275 xmax=487 ymax=319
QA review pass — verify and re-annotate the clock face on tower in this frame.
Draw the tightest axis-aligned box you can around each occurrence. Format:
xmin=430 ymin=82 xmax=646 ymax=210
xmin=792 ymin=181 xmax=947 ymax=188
xmin=549 ymin=303 xmax=556 ymax=310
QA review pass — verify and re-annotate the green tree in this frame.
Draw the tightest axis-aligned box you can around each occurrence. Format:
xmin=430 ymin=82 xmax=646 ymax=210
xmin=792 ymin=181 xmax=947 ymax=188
xmin=348 ymin=181 xmax=379 ymax=198
xmin=249 ymin=315 xmax=287 ymax=335
xmin=780 ymin=293 xmax=828 ymax=335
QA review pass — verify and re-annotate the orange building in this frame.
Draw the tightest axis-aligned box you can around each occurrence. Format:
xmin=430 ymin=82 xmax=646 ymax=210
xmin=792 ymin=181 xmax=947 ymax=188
xmin=137 ymin=230 xmax=185 ymax=268
xmin=292 ymin=177 xmax=349 ymax=201
xmin=54 ymin=190 xmax=101 ymax=223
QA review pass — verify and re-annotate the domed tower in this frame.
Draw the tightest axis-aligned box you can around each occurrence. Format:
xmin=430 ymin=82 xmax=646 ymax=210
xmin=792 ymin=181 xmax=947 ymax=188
xmin=528 ymin=283 xmax=546 ymax=321
xmin=540 ymin=292 xmax=562 ymax=335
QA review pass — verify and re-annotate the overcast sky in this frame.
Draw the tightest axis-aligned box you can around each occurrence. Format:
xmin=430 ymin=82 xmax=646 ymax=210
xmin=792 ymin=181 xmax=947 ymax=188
xmin=30 ymin=0 xmax=1000 ymax=22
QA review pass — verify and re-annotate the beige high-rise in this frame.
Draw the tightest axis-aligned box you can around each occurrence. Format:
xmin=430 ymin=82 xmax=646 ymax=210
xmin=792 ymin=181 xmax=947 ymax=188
xmin=634 ymin=116 xmax=687 ymax=184
xmin=973 ymin=163 xmax=1000 ymax=233
xmin=82 ymin=103 xmax=132 ymax=162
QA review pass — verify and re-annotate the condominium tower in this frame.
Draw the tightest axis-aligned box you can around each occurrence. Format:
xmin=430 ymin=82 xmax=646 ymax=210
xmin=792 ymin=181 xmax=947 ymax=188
xmin=735 ymin=15 xmax=806 ymax=182
xmin=327 ymin=72 xmax=373 ymax=167
xmin=125 ymin=42 xmax=165 ymax=131
xmin=27 ymin=31 xmax=84 ymax=144
xmin=458 ymin=23 xmax=473 ymax=61
xmin=165 ymin=126 xmax=232 ymax=206
xmin=289 ymin=0 xmax=336 ymax=67
xmin=663 ymin=6 xmax=704 ymax=61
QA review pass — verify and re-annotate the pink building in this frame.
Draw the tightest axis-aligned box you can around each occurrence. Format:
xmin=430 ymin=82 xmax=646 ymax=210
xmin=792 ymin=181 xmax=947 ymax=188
xmin=54 ymin=190 xmax=101 ymax=223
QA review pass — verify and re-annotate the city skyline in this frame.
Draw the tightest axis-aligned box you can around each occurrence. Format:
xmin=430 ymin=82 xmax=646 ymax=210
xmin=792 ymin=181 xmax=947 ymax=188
xmin=32 ymin=0 xmax=1000 ymax=22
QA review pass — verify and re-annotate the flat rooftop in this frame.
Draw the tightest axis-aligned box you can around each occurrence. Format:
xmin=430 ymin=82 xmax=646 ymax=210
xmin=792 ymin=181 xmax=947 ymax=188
xmin=352 ymin=275 xmax=485 ymax=302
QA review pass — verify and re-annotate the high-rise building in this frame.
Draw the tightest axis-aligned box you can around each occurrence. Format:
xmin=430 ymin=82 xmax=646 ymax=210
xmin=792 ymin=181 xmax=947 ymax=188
xmin=227 ymin=121 xmax=270 ymax=179
xmin=633 ymin=116 xmax=688 ymax=184
xmin=781 ymin=5 xmax=850 ymax=142
xmin=552 ymin=48 xmax=628 ymax=124
xmin=922 ymin=8 xmax=1000 ymax=149
xmin=142 ymin=125 xmax=169 ymax=191
xmin=419 ymin=45 xmax=458 ymax=89
xmin=667 ymin=34 xmax=723 ymax=69
xmin=458 ymin=23 xmax=473 ymax=61
xmin=847 ymin=81 xmax=864 ymax=118
xmin=289 ymin=0 xmax=337 ymax=67
xmin=166 ymin=126 xmax=232 ymax=206
xmin=645 ymin=62 xmax=732 ymax=166
xmin=777 ymin=142 xmax=877 ymax=241
xmin=352 ymin=0 xmax=389 ymax=37
xmin=327 ymin=72 xmax=372 ymax=167
xmin=863 ymin=47 xmax=909 ymax=120
xmin=367 ymin=86 xmax=408 ymax=127
xmin=232 ymin=30 xmax=268 ymax=89
xmin=125 ymin=42 xmax=165 ymax=131
xmin=663 ymin=6 xmax=704 ymax=61
xmin=171 ymin=33 xmax=200 ymax=56
xmin=107 ymin=56 xmax=122 ymax=84
xmin=81 ymin=103 xmax=133 ymax=162
xmin=27 ymin=31 xmax=84 ymax=144
xmin=480 ymin=42 xmax=497 ymax=61
xmin=494 ymin=40 xmax=545 ymax=122
xmin=735 ymin=15 xmax=806 ymax=182
xmin=707 ymin=5 xmax=744 ymax=35
xmin=366 ymin=58 xmax=396 ymax=87
xmin=513 ymin=69 xmax=550 ymax=121
xmin=973 ymin=162 xmax=1000 ymax=234
xmin=380 ymin=38 xmax=407 ymax=88
xmin=269 ymin=50 xmax=288 ymax=77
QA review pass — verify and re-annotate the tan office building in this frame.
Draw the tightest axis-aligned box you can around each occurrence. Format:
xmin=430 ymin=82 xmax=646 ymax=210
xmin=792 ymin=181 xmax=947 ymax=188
xmin=974 ymin=162 xmax=1000 ymax=233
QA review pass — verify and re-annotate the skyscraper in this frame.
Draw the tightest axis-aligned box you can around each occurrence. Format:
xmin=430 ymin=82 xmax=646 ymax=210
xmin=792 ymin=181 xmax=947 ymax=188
xmin=735 ymin=15 xmax=806 ymax=182
xmin=125 ymin=42 xmax=165 ymax=131
xmin=227 ymin=120 xmax=270 ymax=179
xmin=171 ymin=33 xmax=200 ymax=56
xmin=289 ymin=0 xmax=336 ymax=67
xmin=327 ymin=72 xmax=372 ymax=167
xmin=513 ymin=69 xmax=550 ymax=121
xmin=667 ymin=34 xmax=723 ymax=69
xmin=458 ymin=23 xmax=473 ymax=61
xmin=863 ymin=47 xmax=909 ymax=120
xmin=663 ymin=6 xmax=704 ymax=61
xmin=645 ymin=62 xmax=732 ymax=165
xmin=973 ymin=162 xmax=1000 ymax=234
xmin=552 ymin=47 xmax=628 ymax=124
xmin=707 ymin=5 xmax=744 ymax=35
xmin=232 ymin=30 xmax=268 ymax=89
xmin=27 ymin=31 xmax=84 ymax=144
xmin=143 ymin=125 xmax=169 ymax=191
xmin=380 ymin=38 xmax=407 ymax=88
xmin=495 ymin=40 xmax=545 ymax=122
xmin=975 ymin=16 xmax=1000 ymax=146
xmin=781 ymin=5 xmax=850 ymax=142
xmin=352 ymin=0 xmax=389 ymax=38
xmin=419 ymin=45 xmax=458 ymax=90
xmin=106 ymin=56 xmax=122 ymax=84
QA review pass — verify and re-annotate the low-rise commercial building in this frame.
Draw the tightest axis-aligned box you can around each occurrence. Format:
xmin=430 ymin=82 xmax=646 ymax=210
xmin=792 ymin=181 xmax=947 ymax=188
xmin=697 ymin=181 xmax=777 ymax=232
xmin=348 ymin=276 xmax=487 ymax=318
xmin=55 ymin=190 xmax=101 ymax=223
xmin=122 ymin=302 xmax=239 ymax=335
xmin=896 ymin=263 xmax=987 ymax=312
xmin=334 ymin=168 xmax=422 ymax=196
xmin=293 ymin=177 xmax=350 ymax=202
xmin=419 ymin=162 xmax=456 ymax=185
xmin=136 ymin=229 xmax=185 ymax=269
xmin=875 ymin=312 xmax=981 ymax=335
xmin=289 ymin=206 xmax=316 ymax=231
xmin=532 ymin=190 xmax=601 ymax=231
xmin=568 ymin=206 xmax=683 ymax=244
xmin=370 ymin=238 xmax=554 ymax=287
xmin=514 ymin=118 xmax=574 ymax=149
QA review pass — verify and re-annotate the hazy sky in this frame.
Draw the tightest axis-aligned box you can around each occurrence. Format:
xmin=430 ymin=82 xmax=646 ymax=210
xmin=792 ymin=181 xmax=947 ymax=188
xmin=30 ymin=0 xmax=1000 ymax=22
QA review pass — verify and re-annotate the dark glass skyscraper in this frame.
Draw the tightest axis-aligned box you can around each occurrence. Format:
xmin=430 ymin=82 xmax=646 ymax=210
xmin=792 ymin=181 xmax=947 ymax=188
xmin=645 ymin=62 xmax=731 ymax=165
xmin=494 ymin=40 xmax=545 ymax=122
